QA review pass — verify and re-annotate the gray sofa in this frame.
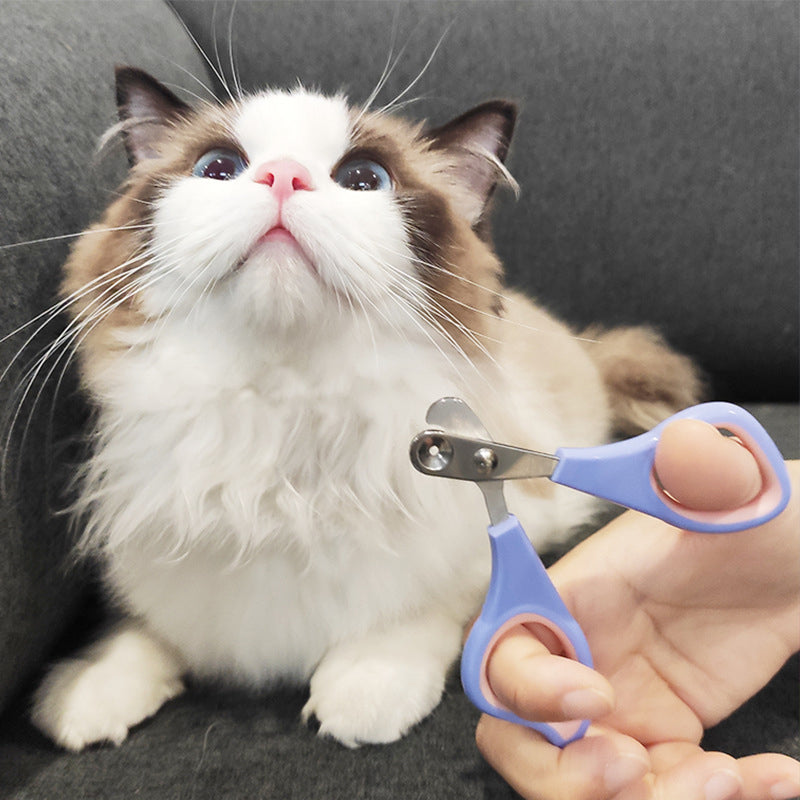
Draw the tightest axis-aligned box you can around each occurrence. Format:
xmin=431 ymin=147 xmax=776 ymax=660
xmin=0 ymin=1 xmax=797 ymax=797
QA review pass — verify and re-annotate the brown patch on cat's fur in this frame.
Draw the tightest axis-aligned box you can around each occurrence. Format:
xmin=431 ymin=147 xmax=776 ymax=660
xmin=350 ymin=111 xmax=505 ymax=360
xmin=62 ymin=102 xmax=240 ymax=381
xmin=583 ymin=326 xmax=704 ymax=435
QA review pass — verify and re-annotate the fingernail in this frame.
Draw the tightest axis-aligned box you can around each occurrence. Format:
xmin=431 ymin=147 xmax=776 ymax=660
xmin=604 ymin=753 xmax=649 ymax=794
xmin=561 ymin=688 xmax=613 ymax=719
xmin=704 ymin=770 xmax=743 ymax=800
xmin=770 ymin=779 xmax=800 ymax=800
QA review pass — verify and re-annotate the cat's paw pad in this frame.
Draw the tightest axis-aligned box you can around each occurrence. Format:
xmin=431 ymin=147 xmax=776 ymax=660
xmin=31 ymin=655 xmax=184 ymax=751
xmin=302 ymin=649 xmax=445 ymax=747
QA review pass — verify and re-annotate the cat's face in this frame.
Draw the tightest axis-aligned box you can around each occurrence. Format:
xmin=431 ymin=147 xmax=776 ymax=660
xmin=64 ymin=68 xmax=515 ymax=367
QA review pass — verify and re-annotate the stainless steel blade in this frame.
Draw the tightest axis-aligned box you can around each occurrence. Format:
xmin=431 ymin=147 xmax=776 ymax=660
xmin=425 ymin=397 xmax=492 ymax=438
xmin=410 ymin=431 xmax=558 ymax=481
xmin=422 ymin=397 xmax=509 ymax=526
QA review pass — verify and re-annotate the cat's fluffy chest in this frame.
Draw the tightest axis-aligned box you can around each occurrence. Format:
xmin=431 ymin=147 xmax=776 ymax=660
xmin=86 ymin=311 xmax=472 ymax=543
xmin=87 ymin=313 xmax=490 ymax=681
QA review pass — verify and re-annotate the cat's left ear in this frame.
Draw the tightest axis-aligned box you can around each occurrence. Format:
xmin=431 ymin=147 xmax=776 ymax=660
xmin=115 ymin=66 xmax=192 ymax=166
xmin=427 ymin=101 xmax=517 ymax=226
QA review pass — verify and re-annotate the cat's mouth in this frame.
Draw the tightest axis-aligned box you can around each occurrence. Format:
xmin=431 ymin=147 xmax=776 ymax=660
xmin=240 ymin=224 xmax=318 ymax=276
xmin=260 ymin=225 xmax=298 ymax=246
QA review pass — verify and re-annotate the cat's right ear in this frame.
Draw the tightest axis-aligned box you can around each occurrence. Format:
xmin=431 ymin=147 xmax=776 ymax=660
xmin=115 ymin=66 xmax=192 ymax=166
xmin=427 ymin=101 xmax=517 ymax=228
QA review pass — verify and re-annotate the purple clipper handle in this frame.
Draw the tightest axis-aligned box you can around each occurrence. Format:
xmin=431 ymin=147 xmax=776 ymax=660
xmin=551 ymin=402 xmax=791 ymax=533
xmin=461 ymin=514 xmax=593 ymax=748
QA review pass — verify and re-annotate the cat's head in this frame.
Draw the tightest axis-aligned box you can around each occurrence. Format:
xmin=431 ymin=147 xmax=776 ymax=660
xmin=64 ymin=67 xmax=516 ymax=363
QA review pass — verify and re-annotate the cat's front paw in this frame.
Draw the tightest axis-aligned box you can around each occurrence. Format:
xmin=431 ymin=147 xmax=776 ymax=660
xmin=302 ymin=640 xmax=450 ymax=747
xmin=31 ymin=624 xmax=185 ymax=751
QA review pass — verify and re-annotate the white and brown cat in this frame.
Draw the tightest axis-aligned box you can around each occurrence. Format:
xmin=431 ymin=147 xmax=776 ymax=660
xmin=31 ymin=67 xmax=699 ymax=750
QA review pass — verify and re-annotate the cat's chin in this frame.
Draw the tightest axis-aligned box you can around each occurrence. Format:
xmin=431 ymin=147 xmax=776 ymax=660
xmin=229 ymin=248 xmax=331 ymax=333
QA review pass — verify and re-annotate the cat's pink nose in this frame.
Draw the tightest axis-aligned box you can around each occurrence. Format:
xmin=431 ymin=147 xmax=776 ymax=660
xmin=253 ymin=159 xmax=314 ymax=202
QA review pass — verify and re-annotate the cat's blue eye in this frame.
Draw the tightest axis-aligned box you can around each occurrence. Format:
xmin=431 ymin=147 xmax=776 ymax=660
xmin=333 ymin=158 xmax=392 ymax=191
xmin=192 ymin=149 xmax=248 ymax=181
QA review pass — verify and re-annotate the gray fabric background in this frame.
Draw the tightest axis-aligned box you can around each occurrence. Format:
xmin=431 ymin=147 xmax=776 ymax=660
xmin=0 ymin=0 xmax=212 ymax=716
xmin=0 ymin=1 xmax=797 ymax=797
xmin=172 ymin=0 xmax=799 ymax=401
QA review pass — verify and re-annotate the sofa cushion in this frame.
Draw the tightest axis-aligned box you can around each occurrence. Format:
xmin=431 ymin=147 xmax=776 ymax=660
xmin=0 ymin=0 xmax=211 ymax=714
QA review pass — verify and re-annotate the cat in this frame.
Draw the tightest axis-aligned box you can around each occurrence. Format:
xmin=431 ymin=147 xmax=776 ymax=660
xmin=30 ymin=66 xmax=700 ymax=751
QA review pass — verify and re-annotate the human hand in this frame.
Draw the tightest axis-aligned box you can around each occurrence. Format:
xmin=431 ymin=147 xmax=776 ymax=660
xmin=476 ymin=420 xmax=800 ymax=800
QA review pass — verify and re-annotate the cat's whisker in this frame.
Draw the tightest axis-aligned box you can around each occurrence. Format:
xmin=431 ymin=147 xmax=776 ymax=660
xmin=193 ymin=264 xmax=232 ymax=324
xmin=377 ymin=260 xmax=490 ymax=356
xmin=146 ymin=249 xmax=228 ymax=333
xmin=354 ymin=6 xmax=406 ymax=124
xmin=1 ymin=326 xmax=78 ymax=491
xmin=165 ymin=58 xmax=219 ymax=103
xmin=322 ymin=252 xmax=363 ymax=324
xmin=330 ymin=231 xmax=498 ymax=371
xmin=334 ymin=271 xmax=359 ymax=325
xmin=160 ymin=81 xmax=215 ymax=108
xmin=0 ymin=261 xmax=150 ymax=487
xmin=23 ymin=262 xmax=154 ymax=380
xmin=310 ymin=225 xmax=403 ymax=346
xmin=0 ymin=252 xmax=147 ymax=348
xmin=405 ymin=302 xmax=492 ymax=394
xmin=375 ymin=23 xmax=453 ymax=117
xmin=390 ymin=279 xmax=496 ymax=382
xmin=138 ymin=42 xmax=219 ymax=105
xmin=415 ymin=251 xmax=602 ymax=344
xmin=226 ymin=0 xmax=244 ymax=101
xmin=3 ymin=274 xmax=137 ymax=478
xmin=383 ymin=276 xmax=504 ymax=393
xmin=0 ymin=224 xmax=150 ymax=252
xmin=0 ymin=247 xmax=157 ymax=397
xmin=316 ymin=245 xmax=447 ymax=367
xmin=377 ymin=233 xmax=601 ymax=346
xmin=393 ymin=268 xmax=505 ymax=353
xmin=174 ymin=236 xmax=246 ymax=328
xmin=362 ymin=229 xmax=506 ymax=305
xmin=328 ymin=270 xmax=345 ymax=318
xmin=373 ymin=253 xmax=502 ymax=352
xmin=43 ymin=238 xmax=193 ymax=369
xmin=361 ymin=260 xmax=488 ymax=390
xmin=436 ymin=275 xmax=600 ymax=345
xmin=169 ymin=6 xmax=236 ymax=104
xmin=384 ymin=290 xmax=467 ymax=382
xmin=416 ymin=289 xmax=501 ymax=364
xmin=100 ymin=188 xmax=157 ymax=208
xmin=335 ymin=272 xmax=380 ymax=362
xmin=374 ymin=93 xmax=433 ymax=115
xmin=326 ymin=231 xmax=497 ymax=396
xmin=102 ymin=237 xmax=188 ymax=307
xmin=344 ymin=267 xmax=425 ymax=370
xmin=137 ymin=222 xmax=249 ymax=329
xmin=210 ymin=2 xmax=233 ymax=103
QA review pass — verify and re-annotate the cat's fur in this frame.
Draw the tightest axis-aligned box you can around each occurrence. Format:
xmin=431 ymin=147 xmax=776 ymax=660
xmin=31 ymin=68 xmax=700 ymax=750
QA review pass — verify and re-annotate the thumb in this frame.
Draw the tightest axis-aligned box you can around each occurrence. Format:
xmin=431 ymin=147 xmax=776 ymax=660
xmin=653 ymin=418 xmax=763 ymax=512
xmin=486 ymin=624 xmax=615 ymax=723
